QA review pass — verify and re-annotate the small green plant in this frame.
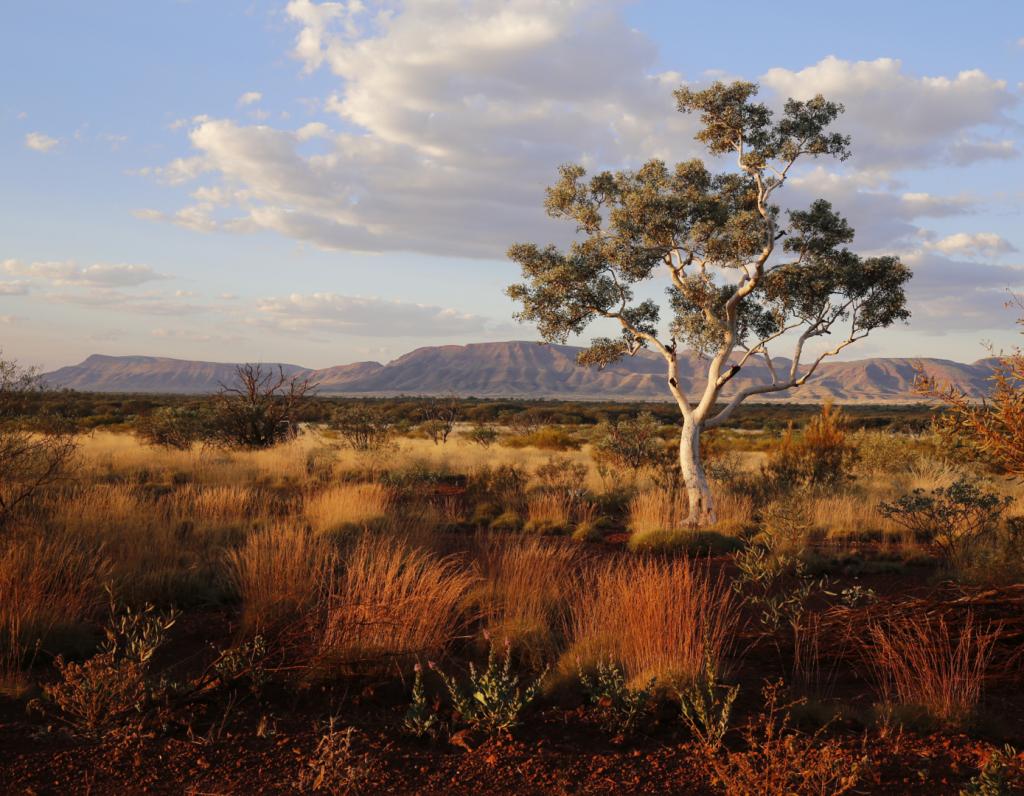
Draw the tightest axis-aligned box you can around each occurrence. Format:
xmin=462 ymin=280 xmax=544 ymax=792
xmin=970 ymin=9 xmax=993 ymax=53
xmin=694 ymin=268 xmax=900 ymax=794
xmin=38 ymin=596 xmax=178 ymax=738
xmin=213 ymin=635 xmax=270 ymax=695
xmin=960 ymin=745 xmax=1023 ymax=796
xmin=431 ymin=636 xmax=546 ymax=734
xmin=677 ymin=655 xmax=739 ymax=752
xmin=402 ymin=664 xmax=441 ymax=739
xmin=579 ymin=660 xmax=655 ymax=735
xmin=733 ymin=540 xmax=827 ymax=632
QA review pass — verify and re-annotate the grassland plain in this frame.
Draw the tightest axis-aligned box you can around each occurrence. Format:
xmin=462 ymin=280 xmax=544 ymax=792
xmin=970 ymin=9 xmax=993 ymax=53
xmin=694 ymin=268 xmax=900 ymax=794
xmin=1 ymin=411 xmax=1024 ymax=794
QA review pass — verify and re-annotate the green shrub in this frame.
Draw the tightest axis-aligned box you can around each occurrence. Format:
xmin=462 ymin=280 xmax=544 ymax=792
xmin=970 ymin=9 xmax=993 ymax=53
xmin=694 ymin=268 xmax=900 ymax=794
xmin=431 ymin=636 xmax=546 ymax=734
xmin=878 ymin=477 xmax=1011 ymax=567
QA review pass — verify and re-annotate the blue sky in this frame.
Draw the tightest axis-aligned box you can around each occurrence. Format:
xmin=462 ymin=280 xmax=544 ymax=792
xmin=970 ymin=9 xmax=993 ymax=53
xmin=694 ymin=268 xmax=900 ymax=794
xmin=2 ymin=0 xmax=1023 ymax=370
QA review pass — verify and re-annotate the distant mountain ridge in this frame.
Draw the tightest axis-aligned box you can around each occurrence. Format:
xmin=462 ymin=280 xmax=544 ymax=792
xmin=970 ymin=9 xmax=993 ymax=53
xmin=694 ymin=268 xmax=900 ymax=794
xmin=42 ymin=342 xmax=997 ymax=402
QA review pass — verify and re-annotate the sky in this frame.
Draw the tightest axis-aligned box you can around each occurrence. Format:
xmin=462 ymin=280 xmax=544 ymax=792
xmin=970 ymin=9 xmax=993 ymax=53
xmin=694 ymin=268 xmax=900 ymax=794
xmin=2 ymin=0 xmax=1023 ymax=371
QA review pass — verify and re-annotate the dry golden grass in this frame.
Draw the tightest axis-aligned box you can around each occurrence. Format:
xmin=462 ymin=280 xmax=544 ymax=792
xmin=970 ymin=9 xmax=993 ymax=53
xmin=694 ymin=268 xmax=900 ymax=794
xmin=314 ymin=535 xmax=475 ymax=675
xmin=627 ymin=489 xmax=689 ymax=534
xmin=304 ymin=483 xmax=394 ymax=536
xmin=474 ymin=536 xmax=582 ymax=662
xmin=226 ymin=525 xmax=338 ymax=634
xmin=0 ymin=534 xmax=110 ymax=695
xmin=865 ymin=612 xmax=999 ymax=726
xmin=525 ymin=491 xmax=574 ymax=532
xmin=565 ymin=555 xmax=738 ymax=686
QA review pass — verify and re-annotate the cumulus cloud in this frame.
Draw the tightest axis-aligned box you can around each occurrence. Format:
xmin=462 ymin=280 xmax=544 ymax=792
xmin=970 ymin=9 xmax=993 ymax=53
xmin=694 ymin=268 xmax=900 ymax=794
xmin=238 ymin=91 xmax=263 ymax=106
xmin=142 ymin=4 xmax=1019 ymax=266
xmin=2 ymin=258 xmax=168 ymax=287
xmin=786 ymin=168 xmax=972 ymax=251
xmin=925 ymin=232 xmax=1017 ymax=258
xmin=0 ymin=281 xmax=30 ymax=296
xmin=143 ymin=0 xmax=700 ymax=256
xmin=901 ymin=250 xmax=1024 ymax=332
xmin=254 ymin=292 xmax=508 ymax=337
xmin=761 ymin=57 xmax=1018 ymax=169
xmin=24 ymin=132 xmax=59 ymax=152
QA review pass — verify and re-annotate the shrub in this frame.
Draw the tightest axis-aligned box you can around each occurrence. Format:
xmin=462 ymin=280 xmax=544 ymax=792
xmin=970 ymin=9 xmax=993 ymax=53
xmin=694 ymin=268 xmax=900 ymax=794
xmin=402 ymin=664 xmax=441 ymax=739
xmin=297 ymin=720 xmax=372 ymax=793
xmin=432 ymin=636 xmax=546 ymax=734
xmin=763 ymin=401 xmax=856 ymax=491
xmin=207 ymin=364 xmax=316 ymax=449
xmin=39 ymin=599 xmax=178 ymax=738
xmin=580 ymin=659 xmax=655 ymax=735
xmin=466 ymin=424 xmax=499 ymax=448
xmin=703 ymin=681 xmax=866 ymax=796
xmin=591 ymin=412 xmax=669 ymax=475
xmin=878 ymin=477 xmax=1011 ymax=566
xmin=0 ymin=357 xmax=79 ymax=529
xmin=328 ymin=403 xmax=396 ymax=453
xmin=677 ymin=654 xmax=739 ymax=752
xmin=565 ymin=556 xmax=738 ymax=687
xmin=960 ymin=745 xmax=1024 ymax=795
xmin=864 ymin=612 xmax=999 ymax=728
xmin=135 ymin=406 xmax=207 ymax=450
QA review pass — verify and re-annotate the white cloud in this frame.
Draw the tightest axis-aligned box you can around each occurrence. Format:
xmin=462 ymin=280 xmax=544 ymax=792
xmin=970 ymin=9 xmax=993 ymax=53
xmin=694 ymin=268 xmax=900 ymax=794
xmin=24 ymin=132 xmax=59 ymax=153
xmin=0 ymin=281 xmax=30 ymax=296
xmin=144 ymin=0 xmax=700 ymax=257
xmin=144 ymin=5 xmax=1018 ymax=264
xmin=900 ymin=250 xmax=1024 ymax=332
xmin=3 ymin=258 xmax=168 ymax=287
xmin=238 ymin=91 xmax=263 ymax=106
xmin=254 ymin=292 xmax=506 ymax=337
xmin=926 ymin=232 xmax=1017 ymax=258
xmin=786 ymin=168 xmax=972 ymax=251
xmin=761 ymin=57 xmax=1018 ymax=168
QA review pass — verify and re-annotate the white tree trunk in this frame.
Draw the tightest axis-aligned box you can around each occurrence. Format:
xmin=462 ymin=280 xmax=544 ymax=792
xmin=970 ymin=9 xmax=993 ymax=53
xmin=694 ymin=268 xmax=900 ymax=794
xmin=679 ymin=420 xmax=715 ymax=527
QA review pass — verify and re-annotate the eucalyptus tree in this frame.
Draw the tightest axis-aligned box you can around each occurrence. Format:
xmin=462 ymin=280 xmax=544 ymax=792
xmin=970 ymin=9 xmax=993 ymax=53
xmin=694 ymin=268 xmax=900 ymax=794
xmin=507 ymin=81 xmax=911 ymax=526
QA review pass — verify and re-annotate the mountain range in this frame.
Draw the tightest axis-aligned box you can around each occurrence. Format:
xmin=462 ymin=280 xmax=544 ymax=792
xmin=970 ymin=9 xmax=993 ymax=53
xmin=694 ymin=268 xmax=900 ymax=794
xmin=42 ymin=341 xmax=996 ymax=402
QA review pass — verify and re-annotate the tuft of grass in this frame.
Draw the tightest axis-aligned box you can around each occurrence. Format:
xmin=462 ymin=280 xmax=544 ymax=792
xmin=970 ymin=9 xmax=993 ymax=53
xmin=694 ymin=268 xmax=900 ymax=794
xmin=864 ymin=611 xmax=999 ymax=728
xmin=313 ymin=535 xmax=475 ymax=676
xmin=226 ymin=525 xmax=338 ymax=635
xmin=564 ymin=555 xmax=738 ymax=688
xmin=304 ymin=483 xmax=394 ymax=537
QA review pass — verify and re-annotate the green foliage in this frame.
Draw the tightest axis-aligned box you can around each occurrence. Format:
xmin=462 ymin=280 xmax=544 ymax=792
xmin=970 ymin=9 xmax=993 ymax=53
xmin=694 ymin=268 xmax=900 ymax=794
xmin=431 ymin=637 xmax=546 ymax=734
xmin=466 ymin=423 xmax=499 ymax=448
xmin=764 ymin=402 xmax=856 ymax=490
xmin=402 ymin=664 xmax=441 ymax=739
xmin=135 ymin=406 xmax=208 ymax=450
xmin=878 ymin=477 xmax=1012 ymax=566
xmin=579 ymin=660 xmax=655 ymax=735
xmin=329 ymin=403 xmax=396 ymax=453
xmin=591 ymin=411 xmax=670 ymax=475
xmin=676 ymin=654 xmax=739 ymax=752
xmin=38 ymin=597 xmax=178 ymax=737
xmin=628 ymin=529 xmax=744 ymax=556
xmin=960 ymin=745 xmax=1023 ymax=795
xmin=732 ymin=540 xmax=827 ymax=632
xmin=213 ymin=635 xmax=270 ymax=695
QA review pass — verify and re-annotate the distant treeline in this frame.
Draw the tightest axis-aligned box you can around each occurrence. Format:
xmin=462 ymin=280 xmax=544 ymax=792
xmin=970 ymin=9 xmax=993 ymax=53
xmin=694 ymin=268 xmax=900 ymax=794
xmin=26 ymin=390 xmax=940 ymax=434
